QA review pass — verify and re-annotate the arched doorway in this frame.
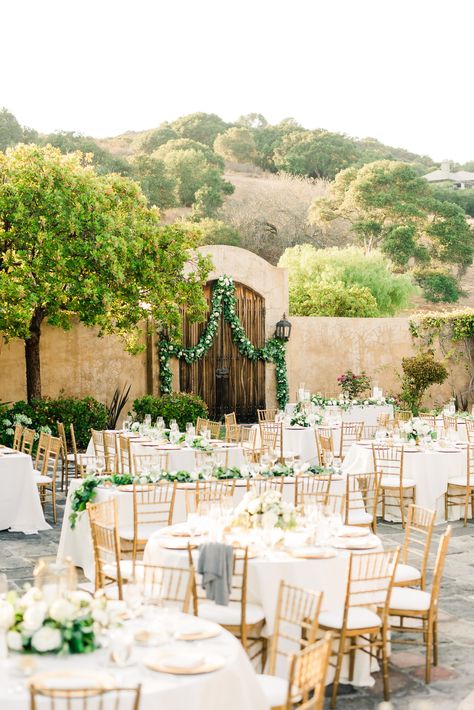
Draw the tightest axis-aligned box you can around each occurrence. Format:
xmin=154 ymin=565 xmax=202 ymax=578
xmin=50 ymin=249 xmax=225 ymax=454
xmin=179 ymin=280 xmax=266 ymax=422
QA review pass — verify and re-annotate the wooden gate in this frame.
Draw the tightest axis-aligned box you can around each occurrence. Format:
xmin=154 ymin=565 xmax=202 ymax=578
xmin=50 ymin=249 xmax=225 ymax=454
xmin=179 ymin=281 xmax=266 ymax=422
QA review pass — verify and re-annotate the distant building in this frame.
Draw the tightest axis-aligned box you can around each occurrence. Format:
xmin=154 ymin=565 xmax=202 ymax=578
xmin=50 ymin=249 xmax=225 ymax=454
xmin=423 ymin=160 xmax=474 ymax=189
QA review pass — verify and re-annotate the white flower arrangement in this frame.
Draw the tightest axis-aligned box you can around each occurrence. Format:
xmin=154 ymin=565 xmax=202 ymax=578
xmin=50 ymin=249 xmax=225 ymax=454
xmin=233 ymin=490 xmax=297 ymax=530
xmin=0 ymin=588 xmax=120 ymax=655
xmin=400 ymin=417 xmax=434 ymax=441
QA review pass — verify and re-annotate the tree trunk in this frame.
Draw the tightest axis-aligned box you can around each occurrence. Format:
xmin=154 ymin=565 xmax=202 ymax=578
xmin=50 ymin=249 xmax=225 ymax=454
xmin=25 ymin=308 xmax=44 ymax=402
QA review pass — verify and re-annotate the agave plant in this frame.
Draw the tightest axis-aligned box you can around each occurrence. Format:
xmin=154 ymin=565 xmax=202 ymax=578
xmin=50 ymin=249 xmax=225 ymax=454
xmin=106 ymin=384 xmax=131 ymax=429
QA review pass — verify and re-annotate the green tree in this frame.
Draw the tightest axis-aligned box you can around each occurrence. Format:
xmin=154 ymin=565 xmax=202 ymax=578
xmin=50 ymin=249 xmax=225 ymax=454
xmin=154 ymin=138 xmax=224 ymax=168
xmin=278 ymin=244 xmax=415 ymax=316
xmin=310 ymin=160 xmax=474 ymax=301
xmin=0 ymin=144 xmax=210 ymax=400
xmin=179 ymin=218 xmax=241 ymax=247
xmin=429 ymin=184 xmax=474 ymax=218
xmin=0 ymin=108 xmax=23 ymax=151
xmin=274 ymin=130 xmax=360 ymax=179
xmin=171 ymin=112 xmax=229 ymax=147
xmin=252 ymin=119 xmax=304 ymax=172
xmin=237 ymin=113 xmax=268 ymax=129
xmin=140 ymin=123 xmax=178 ymax=153
xmin=214 ymin=127 xmax=257 ymax=163
xmin=130 ymin=154 xmax=176 ymax=209
xmin=42 ymin=131 xmax=131 ymax=175
xmin=400 ymin=351 xmax=448 ymax=414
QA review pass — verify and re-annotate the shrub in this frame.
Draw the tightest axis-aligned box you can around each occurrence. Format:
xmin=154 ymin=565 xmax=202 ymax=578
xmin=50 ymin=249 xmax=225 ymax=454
xmin=337 ymin=370 xmax=371 ymax=399
xmin=0 ymin=397 xmax=108 ymax=449
xmin=399 ymin=352 xmax=448 ymax=414
xmin=132 ymin=392 xmax=208 ymax=430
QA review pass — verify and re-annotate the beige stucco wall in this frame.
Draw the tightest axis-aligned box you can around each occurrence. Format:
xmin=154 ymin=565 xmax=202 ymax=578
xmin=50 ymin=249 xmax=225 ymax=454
xmin=0 ymin=319 xmax=148 ymax=407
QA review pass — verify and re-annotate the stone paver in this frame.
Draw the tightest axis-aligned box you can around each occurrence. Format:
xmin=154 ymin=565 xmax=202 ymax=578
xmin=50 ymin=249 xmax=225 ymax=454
xmin=0 ymin=490 xmax=472 ymax=709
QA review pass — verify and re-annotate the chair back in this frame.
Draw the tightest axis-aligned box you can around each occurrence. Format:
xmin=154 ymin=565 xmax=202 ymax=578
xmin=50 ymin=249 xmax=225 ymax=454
xmin=296 ymin=474 xmax=332 ymax=508
xmin=35 ymin=432 xmax=51 ymax=474
xmin=56 ymin=422 xmax=68 ymax=461
xmin=241 ymin=426 xmax=259 ymax=463
xmin=372 ymin=444 xmax=404 ymax=482
xmin=103 ymin=431 xmax=119 ymax=474
xmin=395 ymin=410 xmax=412 ymax=423
xmin=133 ymin=482 xmax=176 ymax=531
xmin=401 ymin=504 xmax=436 ymax=588
xmin=315 ymin=428 xmax=334 ymax=466
xmin=91 ymin=429 xmax=105 ymax=459
xmin=208 ymin=420 xmax=222 ymax=439
xmin=428 ymin=526 xmax=452 ymax=613
xmin=225 ymin=424 xmax=242 ymax=443
xmin=419 ymin=413 xmax=437 ymax=428
xmin=259 ymin=421 xmax=283 ymax=461
xmin=257 ymin=408 xmax=277 ymax=422
xmin=118 ymin=435 xmax=132 ymax=474
xmin=133 ymin=451 xmax=169 ymax=475
xmin=87 ymin=498 xmax=123 ymax=597
xmin=195 ymin=417 xmax=210 ymax=435
xmin=362 ymin=425 xmax=378 ymax=440
xmin=377 ymin=413 xmax=390 ymax=427
xmin=443 ymin=415 xmax=458 ymax=432
xmin=224 ymin=412 xmax=237 ymax=427
xmin=194 ymin=449 xmax=229 ymax=470
xmin=285 ymin=633 xmax=332 ymax=710
xmin=268 ymin=580 xmax=323 ymax=675
xmin=21 ymin=428 xmax=35 ymax=455
xmin=464 ymin=419 xmax=474 ymax=444
xmin=345 ymin=548 xmax=400 ymax=620
xmin=247 ymin=476 xmax=284 ymax=496
xmin=45 ymin=436 xmax=62 ymax=482
xmin=29 ymin=682 xmax=141 ymax=710
xmin=12 ymin=423 xmax=23 ymax=451
xmin=345 ymin=471 xmax=381 ymax=530
xmin=140 ymin=563 xmax=193 ymax=612
xmin=339 ymin=421 xmax=363 ymax=458
xmin=193 ymin=479 xmax=235 ymax=514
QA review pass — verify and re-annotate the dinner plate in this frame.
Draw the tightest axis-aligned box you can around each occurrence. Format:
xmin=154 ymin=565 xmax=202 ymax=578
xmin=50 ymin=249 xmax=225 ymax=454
xmin=337 ymin=525 xmax=370 ymax=538
xmin=144 ymin=650 xmax=225 ymax=675
xmin=174 ymin=620 xmax=221 ymax=641
xmin=291 ymin=547 xmax=336 ymax=559
xmin=28 ymin=670 xmax=115 ymax=692
xmin=332 ymin=537 xmax=379 ymax=550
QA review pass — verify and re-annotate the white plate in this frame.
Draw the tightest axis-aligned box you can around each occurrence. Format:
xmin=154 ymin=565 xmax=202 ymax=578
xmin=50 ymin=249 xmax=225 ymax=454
xmin=337 ymin=525 xmax=370 ymax=538
xmin=332 ymin=537 xmax=379 ymax=550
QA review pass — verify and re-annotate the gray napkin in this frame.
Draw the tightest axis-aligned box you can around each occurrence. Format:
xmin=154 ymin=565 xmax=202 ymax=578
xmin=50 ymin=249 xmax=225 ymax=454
xmin=197 ymin=542 xmax=234 ymax=606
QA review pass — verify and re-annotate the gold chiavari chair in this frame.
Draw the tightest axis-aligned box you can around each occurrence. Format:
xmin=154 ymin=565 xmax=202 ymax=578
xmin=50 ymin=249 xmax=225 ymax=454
xmin=208 ymin=420 xmax=223 ymax=439
xmin=34 ymin=431 xmax=50 ymax=475
xmin=394 ymin=410 xmax=412 ymax=424
xmin=132 ymin=451 xmax=170 ymax=476
xmin=29 ymin=680 xmax=142 ymax=710
xmin=258 ymin=408 xmax=278 ymax=423
xmin=225 ymin=412 xmax=237 ymax=427
xmin=103 ymin=430 xmax=119 ymax=474
xmin=190 ymin=544 xmax=266 ymax=665
xmin=247 ymin=476 xmax=285 ymax=496
xmin=324 ymin=493 xmax=346 ymax=517
xmin=338 ymin=421 xmax=363 ymax=460
xmin=344 ymin=471 xmax=381 ymax=532
xmin=281 ymin=635 xmax=332 ymax=710
xmin=362 ymin=425 xmax=378 ymax=440
xmin=377 ymin=413 xmax=390 ymax=427
xmin=315 ymin=428 xmax=334 ymax=467
xmin=121 ymin=482 xmax=177 ymax=564
xmin=57 ymin=421 xmax=75 ymax=491
xmin=118 ymin=435 xmax=133 ymax=474
xmin=75 ymin=455 xmax=103 ymax=478
xmin=257 ymin=581 xmax=325 ymax=709
xmin=394 ymin=504 xmax=436 ymax=589
xmin=372 ymin=444 xmax=416 ymax=527
xmin=241 ymin=426 xmax=261 ymax=463
xmin=195 ymin=416 xmax=211 ymax=434
xmin=21 ymin=428 xmax=35 ymax=456
xmin=139 ymin=563 xmax=194 ymax=612
xmin=225 ymin=423 xmax=242 ymax=443
xmin=464 ymin=418 xmax=474 ymax=444
xmin=319 ymin=548 xmax=400 ymax=708
xmin=259 ymin=421 xmax=283 ymax=462
xmin=388 ymin=527 xmax=451 ymax=683
xmin=35 ymin=435 xmax=61 ymax=524
xmin=12 ymin=423 xmax=23 ymax=450
xmin=91 ymin=429 xmax=106 ymax=460
xmin=70 ymin=423 xmax=90 ymax=479
xmin=295 ymin=473 xmax=332 ymax=508
xmin=445 ymin=443 xmax=474 ymax=526
xmin=194 ymin=449 xmax=229 ymax=470
xmin=443 ymin=414 xmax=458 ymax=432
xmin=192 ymin=479 xmax=236 ymax=514
xmin=419 ymin=413 xmax=437 ymax=428
xmin=88 ymin=498 xmax=133 ymax=599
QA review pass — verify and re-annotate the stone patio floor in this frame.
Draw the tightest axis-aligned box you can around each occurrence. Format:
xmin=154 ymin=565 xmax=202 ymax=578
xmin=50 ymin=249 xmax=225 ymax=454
xmin=1 ymin=489 xmax=473 ymax=709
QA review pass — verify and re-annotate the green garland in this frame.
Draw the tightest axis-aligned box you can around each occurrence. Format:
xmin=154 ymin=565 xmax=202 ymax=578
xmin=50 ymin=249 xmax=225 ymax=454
xmin=158 ymin=275 xmax=289 ymax=409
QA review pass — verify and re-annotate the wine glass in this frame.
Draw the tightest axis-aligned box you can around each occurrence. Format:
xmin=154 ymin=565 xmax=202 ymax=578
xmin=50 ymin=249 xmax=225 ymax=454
xmin=110 ymin=629 xmax=134 ymax=667
xmin=144 ymin=414 xmax=152 ymax=427
xmin=86 ymin=458 xmax=97 ymax=477
xmin=269 ymin=448 xmax=278 ymax=469
xmin=123 ymin=418 xmax=132 ymax=433
xmin=95 ymin=456 xmax=105 ymax=476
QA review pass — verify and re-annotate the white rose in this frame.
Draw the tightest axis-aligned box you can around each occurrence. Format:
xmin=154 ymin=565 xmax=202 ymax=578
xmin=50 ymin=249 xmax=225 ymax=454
xmin=21 ymin=587 xmax=42 ymax=606
xmin=0 ymin=601 xmax=15 ymax=630
xmin=7 ymin=630 xmax=23 ymax=651
xmin=49 ymin=598 xmax=76 ymax=624
xmin=31 ymin=626 xmax=62 ymax=653
xmin=22 ymin=602 xmax=47 ymax=632
xmin=92 ymin=607 xmax=109 ymax=626
xmin=247 ymin=499 xmax=261 ymax=515
xmin=69 ymin=591 xmax=92 ymax=606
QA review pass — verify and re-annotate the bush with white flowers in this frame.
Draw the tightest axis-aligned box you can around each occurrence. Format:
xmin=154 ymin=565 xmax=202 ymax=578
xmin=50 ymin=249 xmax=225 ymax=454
xmin=233 ymin=490 xmax=297 ymax=530
xmin=0 ymin=588 xmax=120 ymax=655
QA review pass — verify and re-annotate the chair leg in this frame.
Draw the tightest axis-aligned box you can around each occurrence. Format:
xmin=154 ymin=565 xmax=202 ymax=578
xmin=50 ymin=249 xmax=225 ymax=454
xmin=400 ymin=492 xmax=405 ymax=528
xmin=330 ymin=633 xmax=346 ymax=709
xmin=464 ymin=490 xmax=469 ymax=527
xmin=444 ymin=492 xmax=448 ymax=522
xmin=52 ymin=485 xmax=57 ymax=525
xmin=433 ymin=619 xmax=438 ymax=667
xmin=381 ymin=626 xmax=390 ymax=701
xmin=425 ymin=621 xmax=433 ymax=683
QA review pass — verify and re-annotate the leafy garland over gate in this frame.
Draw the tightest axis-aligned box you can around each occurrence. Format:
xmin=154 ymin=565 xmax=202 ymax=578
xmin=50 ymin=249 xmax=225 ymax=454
xmin=158 ymin=276 xmax=289 ymax=409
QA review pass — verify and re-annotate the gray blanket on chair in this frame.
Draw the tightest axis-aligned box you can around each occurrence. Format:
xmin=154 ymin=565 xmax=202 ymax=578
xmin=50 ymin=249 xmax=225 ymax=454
xmin=197 ymin=542 xmax=234 ymax=606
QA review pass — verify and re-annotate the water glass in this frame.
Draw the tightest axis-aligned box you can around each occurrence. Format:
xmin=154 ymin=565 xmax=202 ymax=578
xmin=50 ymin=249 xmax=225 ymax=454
xmin=170 ymin=419 xmax=178 ymax=431
xmin=110 ymin=630 xmax=134 ymax=667
xmin=144 ymin=414 xmax=152 ymax=427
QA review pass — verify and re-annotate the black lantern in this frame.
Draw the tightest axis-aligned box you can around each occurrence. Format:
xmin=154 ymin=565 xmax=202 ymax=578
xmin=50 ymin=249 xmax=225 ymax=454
xmin=275 ymin=313 xmax=292 ymax=341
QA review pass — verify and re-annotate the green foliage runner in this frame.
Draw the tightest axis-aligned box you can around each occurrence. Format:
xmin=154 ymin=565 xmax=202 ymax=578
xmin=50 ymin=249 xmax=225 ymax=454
xmin=158 ymin=276 xmax=289 ymax=409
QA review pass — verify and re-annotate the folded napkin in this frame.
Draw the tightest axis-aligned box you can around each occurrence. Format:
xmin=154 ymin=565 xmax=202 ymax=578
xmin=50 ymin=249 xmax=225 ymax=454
xmin=197 ymin=542 xmax=234 ymax=606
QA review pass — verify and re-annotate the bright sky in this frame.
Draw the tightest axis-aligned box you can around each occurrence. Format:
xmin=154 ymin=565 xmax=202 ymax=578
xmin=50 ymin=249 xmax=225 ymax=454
xmin=2 ymin=0 xmax=473 ymax=162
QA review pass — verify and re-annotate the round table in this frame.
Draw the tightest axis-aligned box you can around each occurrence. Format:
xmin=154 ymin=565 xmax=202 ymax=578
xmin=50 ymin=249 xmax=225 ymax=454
xmin=144 ymin=527 xmax=383 ymax=688
xmin=343 ymin=442 xmax=466 ymax=522
xmin=0 ymin=614 xmax=267 ymax=710
xmin=0 ymin=449 xmax=49 ymax=534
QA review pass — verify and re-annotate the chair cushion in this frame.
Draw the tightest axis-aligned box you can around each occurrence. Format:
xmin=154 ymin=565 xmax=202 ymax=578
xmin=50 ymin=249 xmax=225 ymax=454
xmin=394 ymin=563 xmax=421 ymax=585
xmin=119 ymin=523 xmax=163 ymax=541
xmin=257 ymin=675 xmax=290 ymax=707
xmin=381 ymin=476 xmax=416 ymax=489
xmin=35 ymin=474 xmax=52 ymax=484
xmin=103 ymin=560 xmax=140 ymax=581
xmin=198 ymin=601 xmax=265 ymax=626
xmin=347 ymin=509 xmax=373 ymax=525
xmin=448 ymin=475 xmax=474 ymax=488
xmin=319 ymin=607 xmax=381 ymax=630
xmin=390 ymin=587 xmax=431 ymax=612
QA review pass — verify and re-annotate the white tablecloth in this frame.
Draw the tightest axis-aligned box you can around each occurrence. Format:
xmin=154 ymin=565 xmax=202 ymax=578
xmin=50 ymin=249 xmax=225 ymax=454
xmin=144 ymin=532 xmax=382 ymax=688
xmin=252 ymin=425 xmax=319 ymax=464
xmin=0 ymin=450 xmax=50 ymax=534
xmin=343 ymin=443 xmax=466 ymax=522
xmin=0 ymin=615 xmax=268 ymax=710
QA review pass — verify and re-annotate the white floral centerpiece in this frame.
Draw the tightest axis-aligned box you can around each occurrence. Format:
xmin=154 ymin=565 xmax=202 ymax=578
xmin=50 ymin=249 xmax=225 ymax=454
xmin=0 ymin=588 xmax=120 ymax=655
xmin=400 ymin=417 xmax=434 ymax=444
xmin=232 ymin=490 xmax=297 ymax=530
